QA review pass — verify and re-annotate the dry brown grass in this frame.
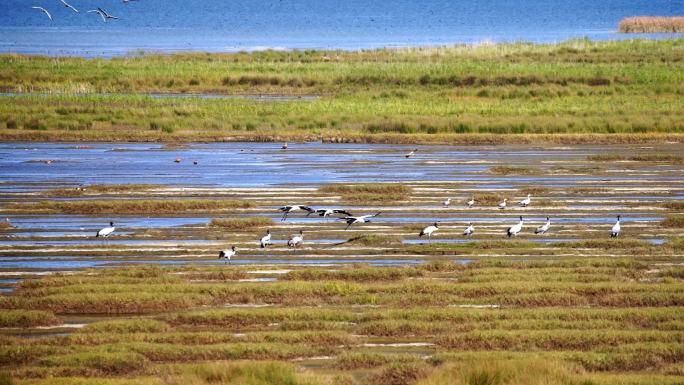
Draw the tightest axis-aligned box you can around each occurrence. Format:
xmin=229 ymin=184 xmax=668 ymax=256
xmin=619 ymin=16 xmax=684 ymax=33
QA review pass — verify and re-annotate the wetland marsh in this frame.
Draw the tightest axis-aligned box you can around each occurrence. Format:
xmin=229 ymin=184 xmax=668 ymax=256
xmin=0 ymin=141 xmax=682 ymax=384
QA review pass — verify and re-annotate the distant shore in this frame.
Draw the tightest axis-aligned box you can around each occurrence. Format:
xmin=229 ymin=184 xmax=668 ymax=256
xmin=1 ymin=39 xmax=682 ymax=144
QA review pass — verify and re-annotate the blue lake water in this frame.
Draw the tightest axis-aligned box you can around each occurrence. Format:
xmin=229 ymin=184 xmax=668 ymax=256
xmin=0 ymin=0 xmax=682 ymax=56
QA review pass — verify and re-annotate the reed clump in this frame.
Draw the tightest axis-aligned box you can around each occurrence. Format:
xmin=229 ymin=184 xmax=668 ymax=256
xmin=619 ymin=17 xmax=684 ymax=33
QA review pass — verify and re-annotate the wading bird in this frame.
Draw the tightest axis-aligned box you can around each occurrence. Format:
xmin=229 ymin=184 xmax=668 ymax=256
xmin=507 ymin=216 xmax=524 ymax=237
xmin=466 ymin=197 xmax=475 ymax=208
xmin=611 ymin=215 xmax=621 ymax=238
xmin=32 ymin=6 xmax=53 ymax=20
xmin=60 ymin=0 xmax=79 ymax=12
xmin=463 ymin=222 xmax=475 ymax=236
xmin=419 ymin=222 xmax=439 ymax=243
xmin=287 ymin=230 xmax=304 ymax=250
xmin=340 ymin=212 xmax=381 ymax=230
xmin=278 ymin=205 xmax=314 ymax=221
xmin=498 ymin=198 xmax=508 ymax=210
xmin=405 ymin=148 xmax=417 ymax=158
xmin=260 ymin=229 xmax=271 ymax=249
xmin=96 ymin=221 xmax=115 ymax=238
xmin=218 ymin=246 xmax=236 ymax=264
xmin=535 ymin=217 xmax=551 ymax=234
xmin=519 ymin=194 xmax=532 ymax=207
xmin=442 ymin=198 xmax=451 ymax=207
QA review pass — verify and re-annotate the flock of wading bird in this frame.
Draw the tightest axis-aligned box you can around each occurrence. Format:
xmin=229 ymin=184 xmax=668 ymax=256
xmin=90 ymin=146 xmax=624 ymax=264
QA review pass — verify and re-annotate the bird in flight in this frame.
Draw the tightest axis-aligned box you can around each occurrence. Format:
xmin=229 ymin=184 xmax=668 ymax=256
xmin=60 ymin=0 xmax=79 ymax=12
xmin=32 ymin=6 xmax=53 ymax=21
xmin=88 ymin=7 xmax=119 ymax=22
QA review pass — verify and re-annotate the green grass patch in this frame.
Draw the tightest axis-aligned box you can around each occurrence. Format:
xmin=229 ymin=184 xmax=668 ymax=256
xmin=661 ymin=215 xmax=684 ymax=228
xmin=319 ymin=183 xmax=410 ymax=203
xmin=0 ymin=310 xmax=59 ymax=328
xmin=209 ymin=217 xmax=273 ymax=231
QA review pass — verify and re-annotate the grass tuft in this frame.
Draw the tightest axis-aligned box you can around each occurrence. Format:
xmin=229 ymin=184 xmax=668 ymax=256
xmin=210 ymin=217 xmax=273 ymax=231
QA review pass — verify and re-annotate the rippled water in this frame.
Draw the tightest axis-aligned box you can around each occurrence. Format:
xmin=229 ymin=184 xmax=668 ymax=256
xmin=1 ymin=0 xmax=682 ymax=56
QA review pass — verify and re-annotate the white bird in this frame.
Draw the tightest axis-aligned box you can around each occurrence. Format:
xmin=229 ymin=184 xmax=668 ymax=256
xmin=88 ymin=7 xmax=118 ymax=22
xmin=60 ymin=0 xmax=79 ymax=12
xmin=259 ymin=229 xmax=271 ymax=249
xmin=311 ymin=208 xmax=352 ymax=220
xmin=278 ymin=205 xmax=314 ymax=221
xmin=535 ymin=217 xmax=551 ymax=234
xmin=405 ymin=148 xmax=418 ymax=158
xmin=442 ymin=198 xmax=451 ymax=207
xmin=96 ymin=221 xmax=115 ymax=238
xmin=507 ymin=216 xmax=524 ymax=237
xmin=339 ymin=212 xmax=381 ymax=230
xmin=287 ymin=230 xmax=304 ymax=249
xmin=498 ymin=198 xmax=508 ymax=210
xmin=466 ymin=197 xmax=475 ymax=208
xmin=519 ymin=194 xmax=532 ymax=207
xmin=611 ymin=215 xmax=621 ymax=238
xmin=463 ymin=222 xmax=475 ymax=236
xmin=218 ymin=246 xmax=236 ymax=264
xmin=419 ymin=222 xmax=439 ymax=242
xmin=32 ymin=6 xmax=53 ymax=20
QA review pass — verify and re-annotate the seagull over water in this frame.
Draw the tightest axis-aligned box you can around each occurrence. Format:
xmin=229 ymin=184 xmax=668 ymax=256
xmin=32 ymin=6 xmax=53 ymax=20
xmin=88 ymin=7 xmax=119 ymax=22
xmin=60 ymin=0 xmax=79 ymax=12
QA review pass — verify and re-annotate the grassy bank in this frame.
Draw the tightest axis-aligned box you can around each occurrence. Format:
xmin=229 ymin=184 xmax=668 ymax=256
xmin=0 ymin=39 xmax=682 ymax=144
xmin=0 ymin=259 xmax=682 ymax=384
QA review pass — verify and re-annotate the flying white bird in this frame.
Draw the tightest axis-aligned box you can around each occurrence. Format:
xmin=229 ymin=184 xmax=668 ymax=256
xmin=463 ymin=222 xmax=475 ymax=236
xmin=32 ymin=6 xmax=53 ymax=20
xmin=519 ymin=194 xmax=532 ymax=207
xmin=466 ymin=197 xmax=475 ymax=208
xmin=311 ymin=208 xmax=352 ymax=220
xmin=339 ymin=212 xmax=381 ymax=230
xmin=419 ymin=222 xmax=439 ymax=242
xmin=287 ymin=230 xmax=304 ymax=249
xmin=60 ymin=0 xmax=79 ymax=12
xmin=88 ymin=7 xmax=118 ymax=22
xmin=278 ymin=205 xmax=314 ymax=221
xmin=96 ymin=221 xmax=115 ymax=238
xmin=535 ymin=217 xmax=551 ymax=234
xmin=218 ymin=246 xmax=236 ymax=264
xmin=405 ymin=148 xmax=418 ymax=158
xmin=507 ymin=216 xmax=524 ymax=237
xmin=498 ymin=198 xmax=508 ymax=210
xmin=259 ymin=229 xmax=271 ymax=249
xmin=611 ymin=215 xmax=621 ymax=238
xmin=442 ymin=198 xmax=451 ymax=207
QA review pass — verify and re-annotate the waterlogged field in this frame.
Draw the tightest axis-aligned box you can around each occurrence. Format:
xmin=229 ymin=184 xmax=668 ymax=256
xmin=0 ymin=39 xmax=683 ymax=143
xmin=0 ymin=141 xmax=683 ymax=384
